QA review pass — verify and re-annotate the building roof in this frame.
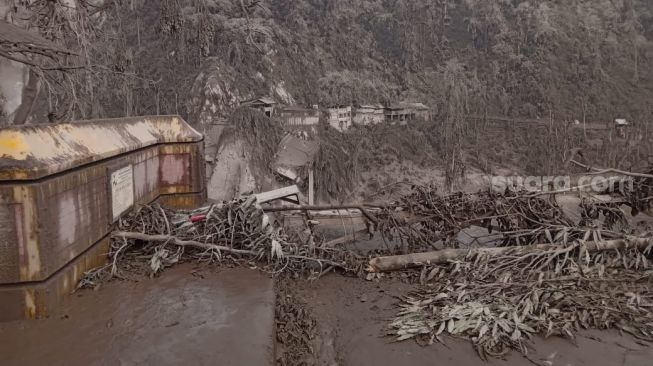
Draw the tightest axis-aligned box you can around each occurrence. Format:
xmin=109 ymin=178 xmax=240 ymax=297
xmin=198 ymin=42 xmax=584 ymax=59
xmin=404 ymin=102 xmax=430 ymax=110
xmin=279 ymin=106 xmax=318 ymax=113
xmin=385 ymin=102 xmax=430 ymax=112
xmin=241 ymin=96 xmax=277 ymax=106
xmin=358 ymin=104 xmax=384 ymax=109
xmin=0 ymin=115 xmax=202 ymax=180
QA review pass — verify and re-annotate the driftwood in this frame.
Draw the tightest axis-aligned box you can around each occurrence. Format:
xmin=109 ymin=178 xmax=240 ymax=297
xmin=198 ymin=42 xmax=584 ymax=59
xmin=570 ymin=159 xmax=653 ymax=179
xmin=368 ymin=237 xmax=652 ymax=272
xmin=264 ymin=204 xmax=382 ymax=224
xmin=112 ymin=231 xmax=260 ymax=255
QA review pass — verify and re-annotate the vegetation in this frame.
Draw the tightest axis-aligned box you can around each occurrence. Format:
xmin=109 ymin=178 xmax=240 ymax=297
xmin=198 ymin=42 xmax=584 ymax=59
xmin=2 ymin=0 xmax=652 ymax=127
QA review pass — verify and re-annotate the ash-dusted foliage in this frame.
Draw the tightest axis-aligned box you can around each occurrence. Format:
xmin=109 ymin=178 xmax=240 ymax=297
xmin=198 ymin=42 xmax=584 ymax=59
xmin=391 ymin=240 xmax=653 ymax=359
xmin=6 ymin=0 xmax=653 ymax=125
xmin=229 ymin=106 xmax=285 ymax=171
xmin=313 ymin=121 xmax=438 ymax=201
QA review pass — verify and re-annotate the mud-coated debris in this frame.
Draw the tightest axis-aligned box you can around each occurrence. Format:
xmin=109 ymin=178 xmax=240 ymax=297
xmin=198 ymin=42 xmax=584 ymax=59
xmin=389 ymin=242 xmax=653 ymax=360
xmin=275 ymin=279 xmax=318 ymax=366
xmin=78 ymin=198 xmax=364 ymax=288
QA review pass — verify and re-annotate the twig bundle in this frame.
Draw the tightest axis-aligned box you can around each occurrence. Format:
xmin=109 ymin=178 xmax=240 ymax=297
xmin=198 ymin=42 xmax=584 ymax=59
xmin=79 ymin=196 xmax=362 ymax=288
xmin=375 ymin=185 xmax=638 ymax=252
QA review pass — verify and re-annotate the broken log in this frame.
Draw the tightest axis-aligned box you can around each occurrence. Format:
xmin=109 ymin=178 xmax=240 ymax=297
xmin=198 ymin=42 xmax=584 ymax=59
xmin=112 ymin=231 xmax=260 ymax=256
xmin=264 ymin=204 xmax=382 ymax=225
xmin=367 ymin=238 xmax=652 ymax=272
xmin=570 ymin=159 xmax=653 ymax=179
xmin=112 ymin=231 xmax=347 ymax=268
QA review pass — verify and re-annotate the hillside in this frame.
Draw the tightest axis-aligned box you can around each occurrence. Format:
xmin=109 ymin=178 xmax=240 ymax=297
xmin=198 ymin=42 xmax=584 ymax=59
xmin=103 ymin=0 xmax=653 ymax=129
xmin=3 ymin=0 xmax=652 ymax=129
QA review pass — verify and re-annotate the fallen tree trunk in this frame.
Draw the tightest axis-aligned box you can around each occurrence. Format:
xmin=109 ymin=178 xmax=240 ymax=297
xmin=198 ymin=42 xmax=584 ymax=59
xmin=112 ymin=231 xmax=260 ymax=256
xmin=263 ymin=205 xmax=382 ymax=224
xmin=112 ymin=231 xmax=347 ymax=268
xmin=368 ymin=238 xmax=653 ymax=272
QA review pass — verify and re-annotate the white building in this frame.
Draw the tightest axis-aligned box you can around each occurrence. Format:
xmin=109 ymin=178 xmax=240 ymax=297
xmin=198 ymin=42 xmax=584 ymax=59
xmin=327 ymin=106 xmax=353 ymax=132
xmin=353 ymin=104 xmax=385 ymax=125
xmin=278 ymin=106 xmax=319 ymax=127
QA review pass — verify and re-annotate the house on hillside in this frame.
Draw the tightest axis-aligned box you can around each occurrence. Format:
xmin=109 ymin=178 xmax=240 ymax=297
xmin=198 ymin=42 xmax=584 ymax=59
xmin=384 ymin=102 xmax=430 ymax=124
xmin=614 ymin=118 xmax=630 ymax=138
xmin=327 ymin=105 xmax=353 ymax=132
xmin=614 ymin=118 xmax=630 ymax=127
xmin=353 ymin=104 xmax=385 ymax=126
xmin=404 ymin=102 xmax=431 ymax=120
xmin=384 ymin=104 xmax=415 ymax=125
xmin=278 ymin=106 xmax=320 ymax=127
xmin=240 ymin=96 xmax=277 ymax=117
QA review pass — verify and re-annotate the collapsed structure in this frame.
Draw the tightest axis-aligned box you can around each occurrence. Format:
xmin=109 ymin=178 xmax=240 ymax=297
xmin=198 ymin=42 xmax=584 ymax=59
xmin=0 ymin=116 xmax=205 ymax=320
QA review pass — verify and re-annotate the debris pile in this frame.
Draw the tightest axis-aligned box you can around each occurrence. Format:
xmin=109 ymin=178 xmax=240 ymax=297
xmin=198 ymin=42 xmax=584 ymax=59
xmin=79 ymin=197 xmax=361 ymax=288
xmin=374 ymin=185 xmax=642 ymax=254
xmin=275 ymin=281 xmax=318 ymax=366
xmin=623 ymin=171 xmax=653 ymax=216
xmin=77 ymin=180 xmax=653 ymax=361
xmin=389 ymin=237 xmax=653 ymax=359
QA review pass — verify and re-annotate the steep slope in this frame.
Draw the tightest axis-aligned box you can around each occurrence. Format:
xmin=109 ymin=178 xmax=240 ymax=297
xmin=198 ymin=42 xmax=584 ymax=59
xmin=27 ymin=0 xmax=648 ymax=129
xmin=164 ymin=0 xmax=653 ymax=128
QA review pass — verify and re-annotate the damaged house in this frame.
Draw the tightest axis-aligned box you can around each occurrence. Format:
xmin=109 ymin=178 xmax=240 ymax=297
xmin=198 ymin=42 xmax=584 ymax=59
xmin=240 ymin=96 xmax=277 ymax=117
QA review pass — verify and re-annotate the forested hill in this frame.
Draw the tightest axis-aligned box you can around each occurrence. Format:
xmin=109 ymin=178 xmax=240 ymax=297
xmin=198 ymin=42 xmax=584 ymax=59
xmin=3 ymin=0 xmax=653 ymax=126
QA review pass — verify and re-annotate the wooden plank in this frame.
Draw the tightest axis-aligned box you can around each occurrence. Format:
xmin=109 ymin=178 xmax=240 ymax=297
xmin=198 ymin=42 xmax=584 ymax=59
xmin=255 ymin=185 xmax=300 ymax=204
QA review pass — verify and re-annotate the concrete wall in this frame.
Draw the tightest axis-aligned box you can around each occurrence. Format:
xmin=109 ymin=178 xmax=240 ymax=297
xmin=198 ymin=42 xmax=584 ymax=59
xmin=0 ymin=116 xmax=206 ymax=320
xmin=354 ymin=109 xmax=384 ymax=125
xmin=0 ymin=141 xmax=204 ymax=283
xmin=279 ymin=110 xmax=319 ymax=126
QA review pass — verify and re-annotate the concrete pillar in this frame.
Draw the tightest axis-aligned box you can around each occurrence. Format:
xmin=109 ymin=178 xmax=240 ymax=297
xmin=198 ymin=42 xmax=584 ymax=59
xmin=308 ymin=167 xmax=315 ymax=205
